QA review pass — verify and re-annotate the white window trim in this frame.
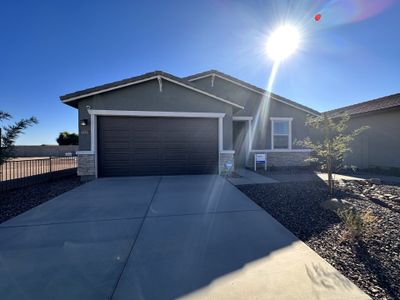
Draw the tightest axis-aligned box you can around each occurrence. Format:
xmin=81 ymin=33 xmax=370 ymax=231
xmin=85 ymin=110 xmax=227 ymax=177
xmin=271 ymin=117 xmax=292 ymax=150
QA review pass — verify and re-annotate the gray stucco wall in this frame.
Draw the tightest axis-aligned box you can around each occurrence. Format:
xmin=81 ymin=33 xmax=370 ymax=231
xmin=193 ymin=76 xmax=259 ymax=117
xmin=77 ymin=79 xmax=234 ymax=151
xmin=192 ymin=76 xmax=316 ymax=150
xmin=345 ymin=109 xmax=400 ymax=169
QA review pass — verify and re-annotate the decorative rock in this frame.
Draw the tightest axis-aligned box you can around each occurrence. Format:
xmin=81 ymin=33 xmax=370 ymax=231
xmin=239 ymin=179 xmax=400 ymax=300
xmin=368 ymin=178 xmax=381 ymax=185
xmin=320 ymin=198 xmax=352 ymax=211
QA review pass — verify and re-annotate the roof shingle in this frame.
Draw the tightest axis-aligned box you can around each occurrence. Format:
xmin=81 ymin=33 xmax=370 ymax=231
xmin=325 ymin=93 xmax=400 ymax=116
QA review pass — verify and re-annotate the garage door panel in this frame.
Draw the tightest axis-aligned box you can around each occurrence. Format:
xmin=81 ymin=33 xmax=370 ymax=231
xmin=133 ymin=154 xmax=160 ymax=162
xmin=188 ymin=143 xmax=216 ymax=151
xmin=102 ymin=142 xmax=130 ymax=149
xmin=132 ymin=131 xmax=160 ymax=140
xmin=102 ymin=153 xmax=131 ymax=160
xmin=98 ymin=116 xmax=218 ymax=176
xmin=132 ymin=141 xmax=161 ymax=153
xmin=162 ymin=151 xmax=188 ymax=158
xmin=163 ymin=142 xmax=187 ymax=149
xmin=162 ymin=134 xmax=191 ymax=141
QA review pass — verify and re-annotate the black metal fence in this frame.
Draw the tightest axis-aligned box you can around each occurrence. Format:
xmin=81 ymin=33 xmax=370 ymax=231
xmin=0 ymin=157 xmax=78 ymax=192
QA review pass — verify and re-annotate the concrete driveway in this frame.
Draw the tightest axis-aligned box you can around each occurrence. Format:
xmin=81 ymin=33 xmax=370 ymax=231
xmin=0 ymin=175 xmax=369 ymax=300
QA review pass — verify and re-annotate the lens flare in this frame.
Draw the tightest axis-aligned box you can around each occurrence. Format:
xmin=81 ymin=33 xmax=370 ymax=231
xmin=319 ymin=0 xmax=395 ymax=26
xmin=266 ymin=25 xmax=300 ymax=62
xmin=249 ymin=62 xmax=280 ymax=151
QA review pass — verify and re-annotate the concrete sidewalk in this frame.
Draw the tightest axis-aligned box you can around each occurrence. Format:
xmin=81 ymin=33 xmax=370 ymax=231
xmin=0 ymin=175 xmax=369 ymax=300
xmin=227 ymin=168 xmax=279 ymax=185
xmin=230 ymin=168 xmax=400 ymax=186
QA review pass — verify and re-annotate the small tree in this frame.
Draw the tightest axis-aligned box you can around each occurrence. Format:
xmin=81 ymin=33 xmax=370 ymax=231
xmin=0 ymin=111 xmax=38 ymax=165
xmin=296 ymin=112 xmax=368 ymax=194
xmin=56 ymin=131 xmax=78 ymax=145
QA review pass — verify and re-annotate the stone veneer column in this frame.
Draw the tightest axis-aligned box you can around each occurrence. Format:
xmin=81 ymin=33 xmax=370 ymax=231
xmin=77 ymin=153 xmax=96 ymax=180
xmin=219 ymin=151 xmax=235 ymax=174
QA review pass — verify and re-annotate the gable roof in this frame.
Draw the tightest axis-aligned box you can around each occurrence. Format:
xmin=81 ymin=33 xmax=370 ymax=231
xmin=185 ymin=70 xmax=320 ymax=116
xmin=60 ymin=71 xmax=244 ymax=110
xmin=325 ymin=93 xmax=400 ymax=116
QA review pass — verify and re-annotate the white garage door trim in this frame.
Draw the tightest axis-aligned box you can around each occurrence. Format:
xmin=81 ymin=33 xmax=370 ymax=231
xmin=87 ymin=110 xmax=226 ymax=177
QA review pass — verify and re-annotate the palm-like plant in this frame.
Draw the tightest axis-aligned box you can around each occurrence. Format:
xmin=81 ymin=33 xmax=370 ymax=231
xmin=0 ymin=111 xmax=38 ymax=165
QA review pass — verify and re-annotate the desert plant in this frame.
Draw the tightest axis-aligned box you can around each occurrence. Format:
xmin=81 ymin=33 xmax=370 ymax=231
xmin=336 ymin=208 xmax=377 ymax=241
xmin=0 ymin=111 xmax=38 ymax=165
xmin=296 ymin=112 xmax=368 ymax=194
xmin=56 ymin=131 xmax=78 ymax=145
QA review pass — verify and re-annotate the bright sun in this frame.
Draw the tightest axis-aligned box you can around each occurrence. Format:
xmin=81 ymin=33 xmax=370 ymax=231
xmin=266 ymin=25 xmax=300 ymax=62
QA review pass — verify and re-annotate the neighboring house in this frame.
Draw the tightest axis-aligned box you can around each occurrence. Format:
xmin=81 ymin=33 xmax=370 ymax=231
xmin=60 ymin=70 xmax=319 ymax=180
xmin=326 ymin=93 xmax=400 ymax=172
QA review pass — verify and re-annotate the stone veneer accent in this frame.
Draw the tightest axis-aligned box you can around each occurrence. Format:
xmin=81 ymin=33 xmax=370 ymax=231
xmin=249 ymin=151 xmax=311 ymax=167
xmin=219 ymin=151 xmax=235 ymax=174
xmin=77 ymin=153 xmax=95 ymax=176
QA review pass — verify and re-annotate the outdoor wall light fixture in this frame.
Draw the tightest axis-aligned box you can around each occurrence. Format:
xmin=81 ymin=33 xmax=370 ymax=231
xmin=80 ymin=119 xmax=89 ymax=126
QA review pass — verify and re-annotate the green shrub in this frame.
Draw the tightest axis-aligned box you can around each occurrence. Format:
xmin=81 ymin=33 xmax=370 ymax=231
xmin=336 ymin=208 xmax=376 ymax=241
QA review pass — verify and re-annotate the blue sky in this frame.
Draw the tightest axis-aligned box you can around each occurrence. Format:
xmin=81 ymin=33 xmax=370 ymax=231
xmin=1 ymin=0 xmax=399 ymax=145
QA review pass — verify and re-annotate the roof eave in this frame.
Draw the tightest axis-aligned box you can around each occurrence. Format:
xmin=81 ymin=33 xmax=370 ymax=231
xmin=60 ymin=72 xmax=244 ymax=110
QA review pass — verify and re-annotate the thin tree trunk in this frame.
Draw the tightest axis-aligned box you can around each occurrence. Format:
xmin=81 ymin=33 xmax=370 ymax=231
xmin=327 ymin=155 xmax=333 ymax=195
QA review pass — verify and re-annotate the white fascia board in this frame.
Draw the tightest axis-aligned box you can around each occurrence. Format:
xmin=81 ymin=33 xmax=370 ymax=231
xmin=189 ymin=73 xmax=319 ymax=116
xmin=160 ymin=77 xmax=243 ymax=109
xmin=187 ymin=74 xmax=213 ymax=81
xmin=62 ymin=75 xmax=244 ymax=110
xmin=88 ymin=110 xmax=226 ymax=118
xmin=62 ymin=76 xmax=159 ymax=102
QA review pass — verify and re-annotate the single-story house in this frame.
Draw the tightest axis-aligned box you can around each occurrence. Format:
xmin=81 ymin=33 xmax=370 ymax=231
xmin=326 ymin=93 xmax=400 ymax=172
xmin=60 ymin=70 xmax=320 ymax=180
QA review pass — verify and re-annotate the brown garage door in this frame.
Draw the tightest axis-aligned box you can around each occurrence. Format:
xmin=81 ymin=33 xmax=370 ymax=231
xmin=97 ymin=116 xmax=219 ymax=177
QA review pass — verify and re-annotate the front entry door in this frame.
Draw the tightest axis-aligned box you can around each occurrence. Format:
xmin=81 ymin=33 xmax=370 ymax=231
xmin=233 ymin=121 xmax=248 ymax=168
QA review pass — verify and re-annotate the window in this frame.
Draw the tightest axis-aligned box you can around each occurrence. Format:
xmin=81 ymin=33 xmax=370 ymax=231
xmin=271 ymin=118 xmax=292 ymax=150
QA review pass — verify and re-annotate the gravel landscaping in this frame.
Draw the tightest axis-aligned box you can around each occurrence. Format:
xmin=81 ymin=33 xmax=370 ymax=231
xmin=239 ymin=179 xmax=400 ymax=300
xmin=0 ymin=176 xmax=82 ymax=224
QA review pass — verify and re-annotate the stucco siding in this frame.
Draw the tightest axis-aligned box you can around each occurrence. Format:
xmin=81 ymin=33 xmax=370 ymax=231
xmin=77 ymin=79 xmax=234 ymax=151
xmin=192 ymin=76 xmax=259 ymax=116
xmin=252 ymin=100 xmax=314 ymax=150
xmin=191 ymin=75 xmax=315 ymax=151
xmin=345 ymin=109 xmax=400 ymax=169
